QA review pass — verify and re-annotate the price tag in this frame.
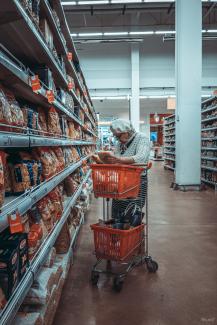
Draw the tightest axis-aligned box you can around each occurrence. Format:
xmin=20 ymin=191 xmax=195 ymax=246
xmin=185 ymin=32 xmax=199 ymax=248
xmin=8 ymin=210 xmax=23 ymax=234
xmin=30 ymin=75 xmax=41 ymax=92
xmin=67 ymin=52 xmax=73 ymax=61
xmin=46 ymin=90 xmax=55 ymax=104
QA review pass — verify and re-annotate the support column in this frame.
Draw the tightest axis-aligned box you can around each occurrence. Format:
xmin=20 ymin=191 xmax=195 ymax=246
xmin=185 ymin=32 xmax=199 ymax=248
xmin=140 ymin=114 xmax=150 ymax=139
xmin=175 ymin=0 xmax=202 ymax=188
xmin=131 ymin=43 xmax=140 ymax=132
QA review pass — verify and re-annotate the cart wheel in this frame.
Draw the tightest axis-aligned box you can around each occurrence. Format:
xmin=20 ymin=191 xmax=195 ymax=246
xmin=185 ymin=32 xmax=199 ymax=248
xmin=146 ymin=260 xmax=158 ymax=273
xmin=91 ymin=271 xmax=99 ymax=285
xmin=113 ymin=277 xmax=123 ymax=292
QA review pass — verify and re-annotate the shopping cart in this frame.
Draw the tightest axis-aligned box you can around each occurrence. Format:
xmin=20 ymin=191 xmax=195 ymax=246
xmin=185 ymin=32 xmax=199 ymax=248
xmin=90 ymin=163 xmax=158 ymax=292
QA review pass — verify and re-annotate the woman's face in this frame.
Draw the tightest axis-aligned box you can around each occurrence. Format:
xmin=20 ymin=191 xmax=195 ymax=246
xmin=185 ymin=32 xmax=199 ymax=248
xmin=113 ymin=131 xmax=130 ymax=144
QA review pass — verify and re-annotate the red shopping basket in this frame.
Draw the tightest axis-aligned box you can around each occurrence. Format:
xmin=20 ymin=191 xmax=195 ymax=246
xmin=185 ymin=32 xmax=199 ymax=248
xmin=90 ymin=164 xmax=144 ymax=199
xmin=90 ymin=223 xmax=144 ymax=261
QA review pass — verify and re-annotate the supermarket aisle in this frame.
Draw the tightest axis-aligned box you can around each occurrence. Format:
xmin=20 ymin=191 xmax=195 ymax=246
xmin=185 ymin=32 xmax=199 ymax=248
xmin=54 ymin=163 xmax=217 ymax=325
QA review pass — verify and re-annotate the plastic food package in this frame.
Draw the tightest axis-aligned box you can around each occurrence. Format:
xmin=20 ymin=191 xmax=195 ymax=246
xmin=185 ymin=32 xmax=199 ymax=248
xmin=0 ymin=151 xmax=6 ymax=207
xmin=4 ymin=89 xmax=24 ymax=131
xmin=54 ymin=222 xmax=71 ymax=254
xmin=43 ymin=247 xmax=56 ymax=268
xmin=64 ymin=176 xmax=77 ymax=197
xmin=37 ymin=107 xmax=48 ymax=135
xmin=47 ymin=107 xmax=61 ymax=136
xmin=0 ymin=85 xmax=13 ymax=130
xmin=53 ymin=148 xmax=65 ymax=171
xmin=0 ymin=287 xmax=7 ymax=310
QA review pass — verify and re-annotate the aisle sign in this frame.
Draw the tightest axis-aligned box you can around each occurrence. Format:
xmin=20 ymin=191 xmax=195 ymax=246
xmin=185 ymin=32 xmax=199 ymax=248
xmin=8 ymin=210 xmax=23 ymax=234
xmin=30 ymin=75 xmax=41 ymax=93
xmin=46 ymin=90 xmax=55 ymax=104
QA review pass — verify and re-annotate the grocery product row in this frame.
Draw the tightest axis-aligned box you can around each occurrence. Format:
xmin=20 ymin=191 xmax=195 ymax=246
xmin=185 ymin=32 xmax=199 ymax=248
xmin=201 ymin=96 xmax=217 ymax=188
xmin=163 ymin=114 xmax=176 ymax=171
xmin=0 ymin=169 xmax=92 ymax=325
xmin=0 ymin=0 xmax=94 ymax=121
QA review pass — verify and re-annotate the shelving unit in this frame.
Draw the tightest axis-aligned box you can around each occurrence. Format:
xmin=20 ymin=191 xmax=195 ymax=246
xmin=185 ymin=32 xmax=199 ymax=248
xmin=201 ymin=97 xmax=217 ymax=190
xmin=163 ymin=114 xmax=176 ymax=171
xmin=0 ymin=1 xmax=97 ymax=322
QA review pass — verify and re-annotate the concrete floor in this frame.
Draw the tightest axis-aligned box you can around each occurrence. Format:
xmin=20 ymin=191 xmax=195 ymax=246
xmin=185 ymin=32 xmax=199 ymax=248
xmin=54 ymin=163 xmax=217 ymax=325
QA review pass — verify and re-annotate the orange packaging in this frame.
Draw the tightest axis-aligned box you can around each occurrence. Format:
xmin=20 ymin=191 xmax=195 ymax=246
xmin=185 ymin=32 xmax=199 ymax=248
xmin=28 ymin=231 xmax=39 ymax=259
xmin=30 ymin=75 xmax=41 ymax=93
xmin=30 ymin=224 xmax=43 ymax=241
xmin=8 ymin=210 xmax=23 ymax=234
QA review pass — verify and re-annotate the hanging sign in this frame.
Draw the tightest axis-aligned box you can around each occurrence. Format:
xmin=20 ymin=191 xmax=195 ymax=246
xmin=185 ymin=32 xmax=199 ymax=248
xmin=46 ymin=90 xmax=55 ymax=104
xmin=30 ymin=75 xmax=41 ymax=93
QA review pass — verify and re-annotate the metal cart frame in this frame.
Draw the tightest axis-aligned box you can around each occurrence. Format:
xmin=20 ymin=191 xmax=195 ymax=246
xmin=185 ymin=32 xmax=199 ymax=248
xmin=91 ymin=166 xmax=158 ymax=292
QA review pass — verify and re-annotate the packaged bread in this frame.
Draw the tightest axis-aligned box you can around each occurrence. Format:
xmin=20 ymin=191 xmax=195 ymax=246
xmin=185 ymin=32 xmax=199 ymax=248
xmin=37 ymin=107 xmax=48 ymax=135
xmin=47 ymin=107 xmax=61 ymax=136
xmin=4 ymin=89 xmax=24 ymax=131
xmin=0 ymin=85 xmax=12 ymax=130
xmin=0 ymin=151 xmax=5 ymax=208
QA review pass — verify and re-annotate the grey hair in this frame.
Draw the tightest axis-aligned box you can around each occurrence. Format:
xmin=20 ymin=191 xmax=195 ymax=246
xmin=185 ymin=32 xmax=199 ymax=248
xmin=110 ymin=119 xmax=135 ymax=133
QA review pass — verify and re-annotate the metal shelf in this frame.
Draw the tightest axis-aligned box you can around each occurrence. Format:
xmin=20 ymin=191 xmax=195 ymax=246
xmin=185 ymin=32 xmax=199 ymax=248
xmin=201 ymin=165 xmax=217 ymax=172
xmin=201 ymin=147 xmax=217 ymax=151
xmin=201 ymin=156 xmax=217 ymax=161
xmin=164 ymin=157 xmax=176 ymax=162
xmin=201 ymin=126 xmax=217 ymax=131
xmin=164 ymin=151 xmax=176 ymax=155
xmin=0 ymin=156 xmax=91 ymax=233
xmin=201 ymin=177 xmax=217 ymax=187
xmin=164 ymin=145 xmax=175 ymax=149
xmin=201 ymin=105 xmax=217 ymax=115
xmin=164 ymin=164 xmax=175 ymax=171
xmin=201 ymin=116 xmax=217 ymax=123
xmin=201 ymin=137 xmax=217 ymax=141
xmin=0 ymin=170 xmax=91 ymax=325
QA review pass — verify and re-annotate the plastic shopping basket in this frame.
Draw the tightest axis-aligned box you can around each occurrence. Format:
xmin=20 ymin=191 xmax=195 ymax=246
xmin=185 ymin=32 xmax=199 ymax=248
xmin=90 ymin=164 xmax=144 ymax=199
xmin=90 ymin=223 xmax=144 ymax=261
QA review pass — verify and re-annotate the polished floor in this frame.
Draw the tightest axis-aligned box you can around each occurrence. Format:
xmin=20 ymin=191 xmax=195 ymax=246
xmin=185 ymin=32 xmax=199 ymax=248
xmin=54 ymin=163 xmax=217 ymax=325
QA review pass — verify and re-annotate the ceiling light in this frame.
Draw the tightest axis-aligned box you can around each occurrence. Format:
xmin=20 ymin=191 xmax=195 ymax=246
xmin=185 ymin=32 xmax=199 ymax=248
xmin=155 ymin=31 xmax=176 ymax=34
xmin=104 ymin=32 xmax=129 ymax=36
xmin=77 ymin=0 xmax=109 ymax=4
xmin=129 ymin=31 xmax=154 ymax=35
xmin=105 ymin=96 xmax=127 ymax=99
xmin=62 ymin=1 xmax=76 ymax=4
xmin=78 ymin=32 xmax=103 ymax=36
xmin=111 ymin=0 xmax=142 ymax=3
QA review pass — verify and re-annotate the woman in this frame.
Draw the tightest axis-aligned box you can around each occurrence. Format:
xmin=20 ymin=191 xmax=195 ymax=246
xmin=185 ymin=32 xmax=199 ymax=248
xmin=107 ymin=119 xmax=151 ymax=222
xmin=107 ymin=119 xmax=150 ymax=165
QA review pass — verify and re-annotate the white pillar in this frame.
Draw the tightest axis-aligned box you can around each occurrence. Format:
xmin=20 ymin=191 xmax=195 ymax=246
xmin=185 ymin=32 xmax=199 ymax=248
xmin=140 ymin=114 xmax=150 ymax=139
xmin=175 ymin=0 xmax=202 ymax=186
xmin=131 ymin=43 xmax=140 ymax=132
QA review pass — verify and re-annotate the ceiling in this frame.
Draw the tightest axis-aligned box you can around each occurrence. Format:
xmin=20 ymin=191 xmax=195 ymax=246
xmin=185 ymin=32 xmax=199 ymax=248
xmin=63 ymin=1 xmax=217 ymax=37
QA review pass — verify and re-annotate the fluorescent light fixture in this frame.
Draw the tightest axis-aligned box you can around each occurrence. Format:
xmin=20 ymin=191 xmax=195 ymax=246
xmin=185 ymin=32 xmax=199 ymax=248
xmin=92 ymin=96 xmax=105 ymax=100
xmin=62 ymin=1 xmax=76 ymax=5
xmin=155 ymin=30 xmax=176 ymax=34
xmin=111 ymin=0 xmax=142 ymax=3
xmin=106 ymin=96 xmax=127 ymax=99
xmin=207 ymin=30 xmax=217 ymax=33
xmin=78 ymin=32 xmax=103 ymax=36
xmin=70 ymin=33 xmax=78 ymax=37
xmin=77 ymin=0 xmax=109 ymax=4
xmin=129 ymin=31 xmax=154 ymax=35
xmin=104 ymin=32 xmax=129 ymax=36
xmin=144 ymin=0 xmax=174 ymax=2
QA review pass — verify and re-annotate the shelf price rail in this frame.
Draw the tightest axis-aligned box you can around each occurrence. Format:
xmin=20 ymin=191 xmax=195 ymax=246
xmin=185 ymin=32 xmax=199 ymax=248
xmin=0 ymin=170 xmax=91 ymax=325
